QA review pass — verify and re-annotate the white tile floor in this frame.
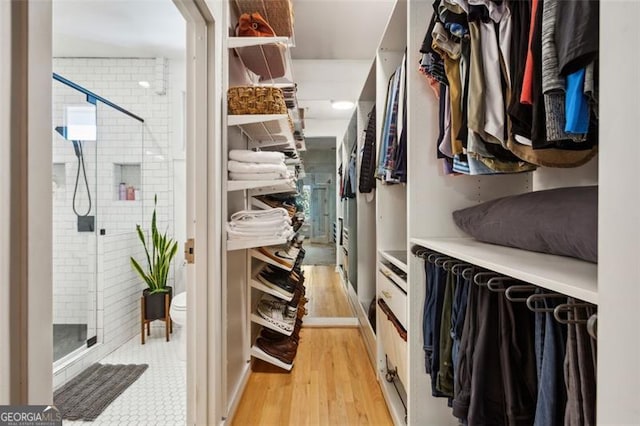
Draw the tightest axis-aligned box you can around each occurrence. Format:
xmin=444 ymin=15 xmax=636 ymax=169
xmin=64 ymin=326 xmax=186 ymax=426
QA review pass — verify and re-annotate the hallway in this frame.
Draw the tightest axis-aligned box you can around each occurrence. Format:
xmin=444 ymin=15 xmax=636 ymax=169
xmin=303 ymin=265 xmax=352 ymax=318
xmin=232 ymin=327 xmax=392 ymax=426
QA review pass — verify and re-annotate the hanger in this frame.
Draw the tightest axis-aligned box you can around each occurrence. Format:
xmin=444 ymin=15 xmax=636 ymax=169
xmin=553 ymin=303 xmax=595 ymax=325
xmin=486 ymin=276 xmax=516 ymax=293
xmin=442 ymin=259 xmax=458 ymax=271
xmin=587 ymin=314 xmax=597 ymax=340
xmin=473 ymin=271 xmax=499 ymax=287
xmin=462 ymin=267 xmax=475 ymax=281
xmin=526 ymin=293 xmax=567 ymax=312
xmin=451 ymin=263 xmax=473 ymax=276
xmin=504 ymin=284 xmax=537 ymax=302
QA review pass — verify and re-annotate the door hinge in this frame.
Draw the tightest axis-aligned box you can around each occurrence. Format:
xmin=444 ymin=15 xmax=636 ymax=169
xmin=185 ymin=238 xmax=195 ymax=264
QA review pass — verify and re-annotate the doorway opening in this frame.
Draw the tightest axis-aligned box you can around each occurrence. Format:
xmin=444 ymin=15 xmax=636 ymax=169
xmin=51 ymin=1 xmax=190 ymax=423
xmin=298 ymin=137 xmax=355 ymax=322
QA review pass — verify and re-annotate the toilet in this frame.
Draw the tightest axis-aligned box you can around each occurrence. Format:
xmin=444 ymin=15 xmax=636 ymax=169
xmin=170 ymin=292 xmax=187 ymax=361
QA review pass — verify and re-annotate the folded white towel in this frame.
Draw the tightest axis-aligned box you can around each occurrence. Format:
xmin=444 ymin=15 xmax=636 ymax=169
xmin=229 ymin=172 xmax=288 ymax=181
xmin=226 ymin=224 xmax=294 ymax=241
xmin=228 ymin=160 xmax=288 ymax=174
xmin=230 ymin=208 xmax=290 ymax=223
xmin=229 ymin=150 xmax=285 ymax=164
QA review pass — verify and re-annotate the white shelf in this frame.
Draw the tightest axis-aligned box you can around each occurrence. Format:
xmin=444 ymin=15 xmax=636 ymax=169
xmin=379 ymin=262 xmax=407 ymax=294
xmin=250 ymin=197 xmax=273 ymax=210
xmin=250 ymin=313 xmax=294 ymax=336
xmin=227 ymin=114 xmax=295 ymax=150
xmin=251 ymin=277 xmax=294 ymax=302
xmin=250 ymin=344 xmax=293 ymax=371
xmin=411 ymin=237 xmax=598 ymax=304
xmin=248 ymin=182 xmax=298 ymax=197
xmin=227 ymin=237 xmax=288 ymax=251
xmin=227 ymin=178 xmax=294 ymax=192
xmin=228 ymin=37 xmax=294 ymax=86
xmin=228 ymin=36 xmax=290 ymax=49
xmin=380 ymin=250 xmax=408 ymax=273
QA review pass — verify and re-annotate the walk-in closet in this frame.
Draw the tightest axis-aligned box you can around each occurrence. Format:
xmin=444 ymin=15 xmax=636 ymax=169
xmin=222 ymin=0 xmax=640 ymax=424
xmin=338 ymin=0 xmax=639 ymax=425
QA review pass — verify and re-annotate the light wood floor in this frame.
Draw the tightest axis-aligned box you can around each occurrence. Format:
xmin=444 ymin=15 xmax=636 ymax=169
xmin=231 ymin=328 xmax=393 ymax=426
xmin=303 ymin=265 xmax=353 ymax=317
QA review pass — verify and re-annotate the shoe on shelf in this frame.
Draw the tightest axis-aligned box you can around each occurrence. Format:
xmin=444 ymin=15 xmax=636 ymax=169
xmin=253 ymin=195 xmax=297 ymax=217
xmin=256 ymin=337 xmax=297 ymax=364
xmin=261 ymin=322 xmax=302 ymax=344
xmin=256 ymin=269 xmax=296 ymax=298
xmin=257 ymin=298 xmax=295 ymax=333
xmin=257 ymin=245 xmax=296 ymax=271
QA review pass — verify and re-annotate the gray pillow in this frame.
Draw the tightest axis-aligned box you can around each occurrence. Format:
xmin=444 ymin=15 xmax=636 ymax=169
xmin=452 ymin=186 xmax=598 ymax=263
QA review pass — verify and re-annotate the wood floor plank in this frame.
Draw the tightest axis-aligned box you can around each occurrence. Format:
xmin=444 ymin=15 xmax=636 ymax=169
xmin=303 ymin=266 xmax=353 ymax=317
xmin=231 ymin=328 xmax=393 ymax=426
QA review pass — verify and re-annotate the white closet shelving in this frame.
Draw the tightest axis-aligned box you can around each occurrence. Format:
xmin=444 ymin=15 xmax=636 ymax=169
xmin=379 ymin=250 xmax=407 ymax=273
xmin=227 ymin=237 xmax=290 ymax=252
xmin=222 ymin=0 xmax=304 ymax=416
xmin=227 ymin=178 xmax=295 ymax=192
xmin=228 ymin=36 xmax=295 ymax=86
xmin=410 ymin=237 xmax=598 ymax=304
xmin=249 ymin=344 xmax=294 ymax=371
xmin=348 ymin=0 xmax=639 ymax=425
xmin=228 ymin=114 xmax=294 ymax=147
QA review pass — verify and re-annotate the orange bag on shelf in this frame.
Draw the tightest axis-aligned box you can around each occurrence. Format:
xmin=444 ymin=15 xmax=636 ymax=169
xmin=236 ymin=12 xmax=276 ymax=37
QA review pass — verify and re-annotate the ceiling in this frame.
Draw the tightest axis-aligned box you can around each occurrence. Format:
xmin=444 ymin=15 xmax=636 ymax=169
xmin=52 ymin=0 xmax=395 ymax=148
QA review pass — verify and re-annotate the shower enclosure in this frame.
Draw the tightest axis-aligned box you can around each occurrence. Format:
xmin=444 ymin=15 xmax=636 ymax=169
xmin=52 ymin=74 xmax=145 ymax=363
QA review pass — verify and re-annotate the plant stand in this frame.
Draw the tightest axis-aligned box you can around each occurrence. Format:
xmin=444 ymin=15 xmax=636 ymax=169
xmin=140 ymin=292 xmax=172 ymax=344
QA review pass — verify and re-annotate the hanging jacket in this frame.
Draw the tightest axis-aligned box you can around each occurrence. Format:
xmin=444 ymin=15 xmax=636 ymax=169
xmin=359 ymin=106 xmax=377 ymax=193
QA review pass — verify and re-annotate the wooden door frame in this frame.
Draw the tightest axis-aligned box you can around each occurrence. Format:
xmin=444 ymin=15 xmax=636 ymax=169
xmin=172 ymin=1 xmax=221 ymax=424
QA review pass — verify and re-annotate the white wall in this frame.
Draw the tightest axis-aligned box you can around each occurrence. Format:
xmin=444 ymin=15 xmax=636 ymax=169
xmin=51 ymin=57 xmax=185 ymax=386
xmin=52 ymin=57 xmax=181 ymax=325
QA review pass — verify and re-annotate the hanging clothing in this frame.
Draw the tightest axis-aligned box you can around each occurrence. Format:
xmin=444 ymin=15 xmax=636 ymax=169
xmin=359 ymin=106 xmax=377 ymax=193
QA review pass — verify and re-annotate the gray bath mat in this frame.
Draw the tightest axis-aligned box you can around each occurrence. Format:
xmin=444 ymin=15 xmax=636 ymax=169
xmin=54 ymin=363 xmax=148 ymax=421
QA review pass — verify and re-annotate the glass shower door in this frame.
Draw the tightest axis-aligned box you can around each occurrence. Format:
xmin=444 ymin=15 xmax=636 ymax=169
xmin=52 ymin=79 xmax=98 ymax=363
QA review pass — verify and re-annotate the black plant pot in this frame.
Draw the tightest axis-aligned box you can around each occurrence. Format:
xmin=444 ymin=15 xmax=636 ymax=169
xmin=143 ymin=287 xmax=173 ymax=321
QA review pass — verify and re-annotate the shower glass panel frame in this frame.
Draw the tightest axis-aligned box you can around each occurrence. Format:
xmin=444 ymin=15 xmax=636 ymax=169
xmin=52 ymin=73 xmax=144 ymax=366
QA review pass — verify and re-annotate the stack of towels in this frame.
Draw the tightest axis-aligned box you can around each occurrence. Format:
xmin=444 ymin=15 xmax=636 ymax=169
xmin=228 ymin=150 xmax=290 ymax=181
xmin=226 ymin=207 xmax=294 ymax=241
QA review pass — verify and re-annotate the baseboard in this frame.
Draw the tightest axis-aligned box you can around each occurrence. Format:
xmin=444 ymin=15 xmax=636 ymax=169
xmin=222 ymin=362 xmax=252 ymax=426
xmin=379 ymin=373 xmax=407 ymax=426
xmin=302 ymin=317 xmax=359 ymax=327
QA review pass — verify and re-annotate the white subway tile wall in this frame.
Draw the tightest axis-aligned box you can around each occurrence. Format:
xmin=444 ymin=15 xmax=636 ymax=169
xmin=53 ymin=58 xmax=178 ymax=386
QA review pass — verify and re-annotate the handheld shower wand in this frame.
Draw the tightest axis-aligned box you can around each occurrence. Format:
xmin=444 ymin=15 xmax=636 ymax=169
xmin=55 ymin=126 xmax=94 ymax=232
xmin=71 ymin=139 xmax=92 ymax=218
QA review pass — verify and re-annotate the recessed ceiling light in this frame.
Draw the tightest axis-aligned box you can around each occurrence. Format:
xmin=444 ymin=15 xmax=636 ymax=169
xmin=331 ymin=100 xmax=355 ymax=110
xmin=138 ymin=81 xmax=151 ymax=88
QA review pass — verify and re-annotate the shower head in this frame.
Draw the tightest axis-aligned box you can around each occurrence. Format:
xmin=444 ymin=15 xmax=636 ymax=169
xmin=55 ymin=126 xmax=82 ymax=158
xmin=55 ymin=126 xmax=68 ymax=139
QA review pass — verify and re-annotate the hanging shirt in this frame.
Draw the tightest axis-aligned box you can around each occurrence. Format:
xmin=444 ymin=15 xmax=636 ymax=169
xmin=520 ymin=0 xmax=539 ymax=105
xmin=554 ymin=0 xmax=600 ymax=76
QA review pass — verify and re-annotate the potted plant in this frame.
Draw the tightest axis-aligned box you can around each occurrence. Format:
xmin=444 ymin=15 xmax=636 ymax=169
xmin=131 ymin=195 xmax=179 ymax=324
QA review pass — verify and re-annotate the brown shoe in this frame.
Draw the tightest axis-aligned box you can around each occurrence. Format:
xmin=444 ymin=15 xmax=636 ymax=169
xmin=256 ymin=337 xmax=297 ymax=364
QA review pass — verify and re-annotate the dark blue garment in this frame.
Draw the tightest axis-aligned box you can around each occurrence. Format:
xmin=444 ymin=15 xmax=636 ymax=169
xmin=534 ymin=295 xmax=567 ymax=426
xmin=423 ymin=261 xmax=435 ymax=375
xmin=423 ymin=262 xmax=448 ymax=397
xmin=451 ymin=272 xmax=470 ymax=382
